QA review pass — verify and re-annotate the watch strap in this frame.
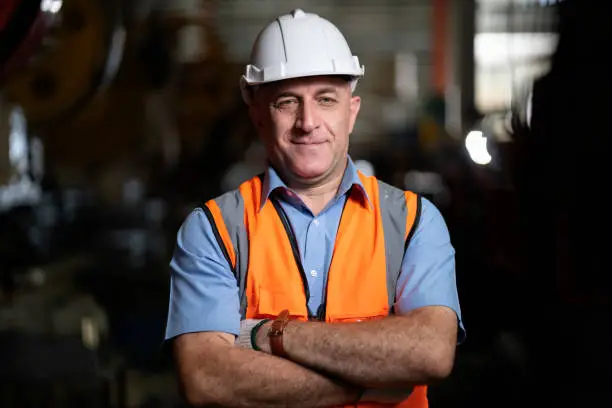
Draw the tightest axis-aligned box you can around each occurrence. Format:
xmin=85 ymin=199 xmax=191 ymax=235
xmin=268 ymin=309 xmax=291 ymax=357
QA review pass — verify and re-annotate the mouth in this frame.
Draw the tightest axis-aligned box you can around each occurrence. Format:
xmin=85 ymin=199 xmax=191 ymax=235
xmin=291 ymin=140 xmax=326 ymax=145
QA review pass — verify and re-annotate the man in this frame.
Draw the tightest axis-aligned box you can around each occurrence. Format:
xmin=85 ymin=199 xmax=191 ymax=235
xmin=165 ymin=9 xmax=465 ymax=407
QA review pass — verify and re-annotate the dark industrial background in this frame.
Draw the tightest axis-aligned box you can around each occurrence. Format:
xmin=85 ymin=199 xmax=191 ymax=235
xmin=1 ymin=0 xmax=609 ymax=407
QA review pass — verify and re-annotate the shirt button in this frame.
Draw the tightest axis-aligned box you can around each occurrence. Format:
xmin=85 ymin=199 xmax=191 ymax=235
xmin=313 ymin=219 xmax=319 ymax=226
xmin=310 ymin=269 xmax=318 ymax=277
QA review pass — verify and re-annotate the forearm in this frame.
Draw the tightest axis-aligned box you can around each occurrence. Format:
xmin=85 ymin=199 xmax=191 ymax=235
xmin=186 ymin=345 xmax=360 ymax=407
xmin=281 ymin=309 xmax=456 ymax=388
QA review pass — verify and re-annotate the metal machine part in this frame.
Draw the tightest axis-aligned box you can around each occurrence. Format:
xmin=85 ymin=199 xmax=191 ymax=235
xmin=0 ymin=97 xmax=43 ymax=211
xmin=2 ymin=0 xmax=125 ymax=125
xmin=0 ymin=0 xmax=61 ymax=82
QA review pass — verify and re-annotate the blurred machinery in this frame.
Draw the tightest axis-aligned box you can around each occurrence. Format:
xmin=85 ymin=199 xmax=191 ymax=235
xmin=0 ymin=0 xmax=61 ymax=82
xmin=1 ymin=1 xmax=246 ymax=406
xmin=0 ymin=1 xmax=178 ymax=407
xmin=2 ymin=0 xmax=125 ymax=125
xmin=0 ymin=99 xmax=43 ymax=210
xmin=0 ymin=1 xmax=125 ymax=406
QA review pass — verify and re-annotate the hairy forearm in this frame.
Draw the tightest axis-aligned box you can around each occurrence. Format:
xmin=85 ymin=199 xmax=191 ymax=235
xmin=281 ymin=308 xmax=457 ymax=388
xmin=181 ymin=343 xmax=360 ymax=407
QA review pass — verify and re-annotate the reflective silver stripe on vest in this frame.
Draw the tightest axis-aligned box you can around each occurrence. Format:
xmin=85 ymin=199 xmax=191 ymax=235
xmin=377 ymin=180 xmax=409 ymax=312
xmin=212 ymin=189 xmax=249 ymax=318
xmin=209 ymin=179 xmax=418 ymax=319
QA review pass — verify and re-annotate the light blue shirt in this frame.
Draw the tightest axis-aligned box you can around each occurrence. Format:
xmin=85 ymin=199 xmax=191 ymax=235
xmin=165 ymin=159 xmax=465 ymax=342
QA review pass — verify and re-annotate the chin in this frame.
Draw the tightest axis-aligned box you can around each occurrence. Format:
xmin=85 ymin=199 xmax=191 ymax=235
xmin=293 ymin=168 xmax=327 ymax=181
xmin=290 ymin=162 xmax=330 ymax=181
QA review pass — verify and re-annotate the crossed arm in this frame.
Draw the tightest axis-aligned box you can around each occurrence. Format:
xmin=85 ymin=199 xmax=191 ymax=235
xmin=174 ymin=306 xmax=457 ymax=407
xmin=255 ymin=306 xmax=458 ymax=387
xmin=173 ymin=331 xmax=360 ymax=408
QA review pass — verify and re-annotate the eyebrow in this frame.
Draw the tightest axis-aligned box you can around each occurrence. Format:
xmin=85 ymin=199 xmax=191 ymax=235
xmin=314 ymin=87 xmax=339 ymax=96
xmin=273 ymin=87 xmax=339 ymax=100
xmin=274 ymin=92 xmax=299 ymax=99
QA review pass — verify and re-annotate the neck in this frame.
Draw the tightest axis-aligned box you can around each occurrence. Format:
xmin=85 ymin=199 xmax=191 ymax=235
xmin=284 ymin=160 xmax=347 ymax=215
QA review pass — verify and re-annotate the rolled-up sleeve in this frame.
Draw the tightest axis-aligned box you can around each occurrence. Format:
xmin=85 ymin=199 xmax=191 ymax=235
xmin=164 ymin=208 xmax=241 ymax=341
xmin=395 ymin=197 xmax=466 ymax=343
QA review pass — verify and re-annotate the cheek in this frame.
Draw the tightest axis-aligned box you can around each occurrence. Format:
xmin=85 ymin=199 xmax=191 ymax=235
xmin=273 ymin=119 xmax=296 ymax=143
xmin=325 ymin=112 xmax=351 ymax=141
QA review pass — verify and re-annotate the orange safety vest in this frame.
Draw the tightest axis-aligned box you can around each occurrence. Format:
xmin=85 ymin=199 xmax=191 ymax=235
xmin=203 ymin=172 xmax=426 ymax=408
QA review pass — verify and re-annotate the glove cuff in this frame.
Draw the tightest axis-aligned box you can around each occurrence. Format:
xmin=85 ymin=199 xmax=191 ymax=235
xmin=250 ymin=319 xmax=271 ymax=351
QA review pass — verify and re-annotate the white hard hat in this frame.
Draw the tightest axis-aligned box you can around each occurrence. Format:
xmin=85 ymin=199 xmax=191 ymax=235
xmin=240 ymin=9 xmax=365 ymax=103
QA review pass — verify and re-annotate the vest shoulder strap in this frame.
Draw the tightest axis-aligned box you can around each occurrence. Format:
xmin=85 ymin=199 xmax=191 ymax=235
xmin=202 ymin=187 xmax=249 ymax=317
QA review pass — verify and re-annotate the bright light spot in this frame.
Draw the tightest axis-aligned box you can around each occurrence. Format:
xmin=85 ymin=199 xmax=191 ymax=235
xmin=526 ymin=90 xmax=533 ymax=127
xmin=465 ymin=130 xmax=492 ymax=165
xmin=41 ymin=0 xmax=63 ymax=14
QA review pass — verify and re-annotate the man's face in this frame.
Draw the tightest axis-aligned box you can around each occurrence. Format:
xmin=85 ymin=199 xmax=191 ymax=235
xmin=249 ymin=75 xmax=361 ymax=185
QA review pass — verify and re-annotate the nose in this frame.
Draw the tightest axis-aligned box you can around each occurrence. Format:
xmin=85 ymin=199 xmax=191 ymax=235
xmin=294 ymin=100 xmax=319 ymax=133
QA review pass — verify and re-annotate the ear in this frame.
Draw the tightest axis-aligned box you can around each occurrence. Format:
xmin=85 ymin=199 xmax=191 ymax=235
xmin=348 ymin=95 xmax=361 ymax=134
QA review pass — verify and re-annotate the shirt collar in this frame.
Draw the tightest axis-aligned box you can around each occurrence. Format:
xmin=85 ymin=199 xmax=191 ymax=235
xmin=260 ymin=156 xmax=372 ymax=211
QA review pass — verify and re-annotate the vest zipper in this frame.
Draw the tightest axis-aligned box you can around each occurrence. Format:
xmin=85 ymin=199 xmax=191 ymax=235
xmin=315 ymin=302 xmax=326 ymax=321
xmin=270 ymin=197 xmax=314 ymax=319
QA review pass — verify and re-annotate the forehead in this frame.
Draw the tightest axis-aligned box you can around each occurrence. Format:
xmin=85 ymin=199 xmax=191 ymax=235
xmin=259 ymin=75 xmax=351 ymax=98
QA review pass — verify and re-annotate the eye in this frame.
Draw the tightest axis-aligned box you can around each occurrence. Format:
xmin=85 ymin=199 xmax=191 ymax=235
xmin=273 ymin=98 xmax=298 ymax=111
xmin=318 ymin=96 xmax=336 ymax=106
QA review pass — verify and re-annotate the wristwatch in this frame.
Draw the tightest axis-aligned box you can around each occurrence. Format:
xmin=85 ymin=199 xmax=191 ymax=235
xmin=268 ymin=309 xmax=291 ymax=358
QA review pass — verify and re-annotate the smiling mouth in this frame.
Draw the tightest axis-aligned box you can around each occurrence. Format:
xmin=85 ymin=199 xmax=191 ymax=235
xmin=292 ymin=140 xmax=326 ymax=145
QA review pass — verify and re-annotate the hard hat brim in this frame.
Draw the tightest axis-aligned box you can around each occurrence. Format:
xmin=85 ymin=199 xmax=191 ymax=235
xmin=240 ymin=67 xmax=364 ymax=104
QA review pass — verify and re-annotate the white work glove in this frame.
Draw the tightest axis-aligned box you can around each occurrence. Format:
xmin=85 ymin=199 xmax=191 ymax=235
xmin=234 ymin=318 xmax=268 ymax=349
xmin=359 ymin=387 xmax=414 ymax=404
